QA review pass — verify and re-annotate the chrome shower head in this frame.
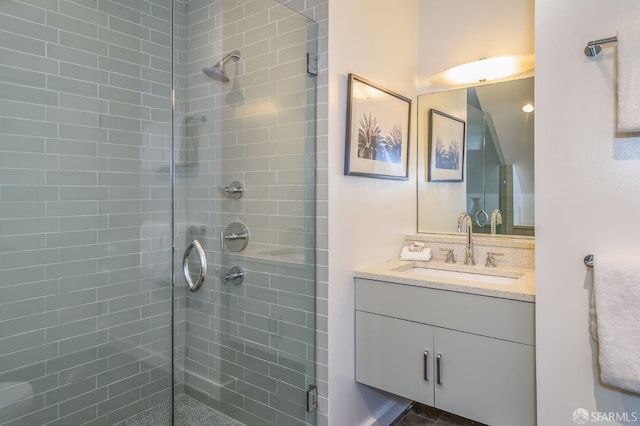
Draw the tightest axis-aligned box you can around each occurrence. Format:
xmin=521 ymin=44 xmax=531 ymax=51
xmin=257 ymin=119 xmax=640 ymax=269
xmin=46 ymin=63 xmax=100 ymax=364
xmin=203 ymin=65 xmax=229 ymax=82
xmin=202 ymin=50 xmax=241 ymax=82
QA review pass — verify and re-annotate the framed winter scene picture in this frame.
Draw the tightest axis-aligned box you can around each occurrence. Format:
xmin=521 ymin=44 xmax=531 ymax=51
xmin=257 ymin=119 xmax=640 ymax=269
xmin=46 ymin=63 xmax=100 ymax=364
xmin=344 ymin=74 xmax=411 ymax=180
xmin=427 ymin=109 xmax=465 ymax=182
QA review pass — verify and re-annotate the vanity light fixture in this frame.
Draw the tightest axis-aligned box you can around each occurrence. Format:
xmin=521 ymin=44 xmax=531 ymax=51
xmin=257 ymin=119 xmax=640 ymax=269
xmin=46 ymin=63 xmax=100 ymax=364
xmin=522 ymin=103 xmax=534 ymax=113
xmin=429 ymin=54 xmax=534 ymax=86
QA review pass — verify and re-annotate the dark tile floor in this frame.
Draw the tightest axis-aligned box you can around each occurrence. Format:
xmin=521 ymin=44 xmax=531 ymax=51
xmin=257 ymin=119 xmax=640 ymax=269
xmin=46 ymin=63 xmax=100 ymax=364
xmin=389 ymin=403 xmax=488 ymax=426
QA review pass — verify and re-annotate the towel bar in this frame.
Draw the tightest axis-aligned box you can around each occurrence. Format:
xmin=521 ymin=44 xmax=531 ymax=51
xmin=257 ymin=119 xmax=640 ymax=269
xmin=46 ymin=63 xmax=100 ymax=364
xmin=584 ymin=254 xmax=594 ymax=267
xmin=584 ymin=36 xmax=618 ymax=57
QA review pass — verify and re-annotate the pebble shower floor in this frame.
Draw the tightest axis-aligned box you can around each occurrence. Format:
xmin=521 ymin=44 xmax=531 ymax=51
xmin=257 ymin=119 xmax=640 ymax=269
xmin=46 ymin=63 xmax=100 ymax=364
xmin=114 ymin=394 xmax=244 ymax=426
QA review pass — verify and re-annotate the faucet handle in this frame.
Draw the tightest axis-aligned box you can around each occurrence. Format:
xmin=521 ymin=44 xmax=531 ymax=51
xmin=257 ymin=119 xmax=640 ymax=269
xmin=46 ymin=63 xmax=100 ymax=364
xmin=485 ymin=252 xmax=504 ymax=268
xmin=440 ymin=248 xmax=456 ymax=264
xmin=490 ymin=209 xmax=503 ymax=235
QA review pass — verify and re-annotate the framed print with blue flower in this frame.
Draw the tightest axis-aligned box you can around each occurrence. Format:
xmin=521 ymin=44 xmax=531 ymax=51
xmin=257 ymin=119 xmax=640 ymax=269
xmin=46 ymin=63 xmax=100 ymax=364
xmin=427 ymin=109 xmax=465 ymax=182
xmin=344 ymin=74 xmax=411 ymax=180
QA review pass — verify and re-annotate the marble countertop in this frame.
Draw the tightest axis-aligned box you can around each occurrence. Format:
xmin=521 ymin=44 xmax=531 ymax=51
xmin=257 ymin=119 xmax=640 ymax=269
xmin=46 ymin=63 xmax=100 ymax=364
xmin=354 ymin=259 xmax=535 ymax=302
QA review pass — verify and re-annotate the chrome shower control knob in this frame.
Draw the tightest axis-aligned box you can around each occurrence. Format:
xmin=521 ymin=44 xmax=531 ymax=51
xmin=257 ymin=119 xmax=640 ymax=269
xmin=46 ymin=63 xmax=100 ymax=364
xmin=215 ymin=266 xmax=244 ymax=285
xmin=219 ymin=222 xmax=249 ymax=252
xmin=218 ymin=181 xmax=244 ymax=199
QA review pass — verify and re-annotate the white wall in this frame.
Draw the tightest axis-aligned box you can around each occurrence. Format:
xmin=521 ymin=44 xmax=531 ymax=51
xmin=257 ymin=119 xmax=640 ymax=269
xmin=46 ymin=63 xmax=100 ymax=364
xmin=535 ymin=1 xmax=640 ymax=424
xmin=418 ymin=0 xmax=533 ymax=92
xmin=327 ymin=0 xmax=419 ymax=424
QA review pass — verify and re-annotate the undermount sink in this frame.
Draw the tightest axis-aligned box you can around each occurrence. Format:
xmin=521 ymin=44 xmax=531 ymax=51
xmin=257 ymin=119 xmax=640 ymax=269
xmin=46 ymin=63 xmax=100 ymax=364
xmin=399 ymin=267 xmax=521 ymax=285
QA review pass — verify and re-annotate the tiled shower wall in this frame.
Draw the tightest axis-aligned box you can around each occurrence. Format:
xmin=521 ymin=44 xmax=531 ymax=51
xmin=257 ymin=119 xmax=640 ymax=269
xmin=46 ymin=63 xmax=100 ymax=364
xmin=0 ymin=1 xmax=174 ymax=425
xmin=173 ymin=0 xmax=325 ymax=424
xmin=0 ymin=1 xmax=329 ymax=426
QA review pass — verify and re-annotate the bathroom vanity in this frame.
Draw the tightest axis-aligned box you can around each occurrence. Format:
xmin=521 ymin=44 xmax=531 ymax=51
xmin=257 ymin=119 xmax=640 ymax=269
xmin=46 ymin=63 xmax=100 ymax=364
xmin=354 ymin=239 xmax=535 ymax=426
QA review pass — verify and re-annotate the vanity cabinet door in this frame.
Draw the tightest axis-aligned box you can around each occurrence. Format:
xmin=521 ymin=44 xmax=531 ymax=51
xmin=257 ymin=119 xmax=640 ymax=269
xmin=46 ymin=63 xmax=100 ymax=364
xmin=355 ymin=311 xmax=435 ymax=406
xmin=434 ymin=327 xmax=536 ymax=426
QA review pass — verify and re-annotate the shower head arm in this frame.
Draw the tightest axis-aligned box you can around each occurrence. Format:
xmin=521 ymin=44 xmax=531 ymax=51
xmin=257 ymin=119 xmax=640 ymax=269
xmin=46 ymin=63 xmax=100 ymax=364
xmin=218 ymin=50 xmax=241 ymax=66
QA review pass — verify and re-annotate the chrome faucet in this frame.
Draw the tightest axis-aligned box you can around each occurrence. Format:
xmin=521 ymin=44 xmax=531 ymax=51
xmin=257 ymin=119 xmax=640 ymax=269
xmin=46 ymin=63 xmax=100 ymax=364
xmin=457 ymin=212 xmax=475 ymax=265
xmin=490 ymin=209 xmax=502 ymax=235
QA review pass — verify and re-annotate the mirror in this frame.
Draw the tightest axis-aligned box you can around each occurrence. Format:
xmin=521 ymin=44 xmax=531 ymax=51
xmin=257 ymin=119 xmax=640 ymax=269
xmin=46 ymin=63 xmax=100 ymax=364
xmin=417 ymin=77 xmax=534 ymax=236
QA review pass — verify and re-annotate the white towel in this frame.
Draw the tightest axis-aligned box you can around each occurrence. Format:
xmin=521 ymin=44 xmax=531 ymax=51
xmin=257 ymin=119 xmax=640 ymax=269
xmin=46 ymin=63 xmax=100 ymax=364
xmin=400 ymin=245 xmax=432 ymax=262
xmin=593 ymin=254 xmax=640 ymax=394
xmin=590 ymin=282 xmax=599 ymax=342
xmin=617 ymin=23 xmax=640 ymax=133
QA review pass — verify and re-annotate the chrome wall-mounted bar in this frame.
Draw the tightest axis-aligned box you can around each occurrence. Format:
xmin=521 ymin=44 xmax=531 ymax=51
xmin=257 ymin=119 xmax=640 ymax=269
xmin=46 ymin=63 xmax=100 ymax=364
xmin=584 ymin=36 xmax=618 ymax=57
xmin=584 ymin=254 xmax=594 ymax=268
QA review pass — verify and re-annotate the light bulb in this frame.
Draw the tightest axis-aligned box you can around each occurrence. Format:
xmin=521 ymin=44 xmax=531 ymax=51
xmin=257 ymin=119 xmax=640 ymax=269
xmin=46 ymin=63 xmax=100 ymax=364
xmin=522 ymin=103 xmax=534 ymax=113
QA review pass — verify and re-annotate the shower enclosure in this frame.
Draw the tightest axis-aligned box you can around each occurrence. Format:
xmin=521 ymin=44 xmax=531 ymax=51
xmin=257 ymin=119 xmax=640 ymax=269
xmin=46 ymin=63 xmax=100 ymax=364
xmin=0 ymin=1 xmax=317 ymax=425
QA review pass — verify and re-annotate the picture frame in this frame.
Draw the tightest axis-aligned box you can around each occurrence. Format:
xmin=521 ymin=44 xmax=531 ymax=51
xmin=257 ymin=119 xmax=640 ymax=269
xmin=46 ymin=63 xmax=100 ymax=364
xmin=344 ymin=74 xmax=412 ymax=180
xmin=427 ymin=109 xmax=466 ymax=182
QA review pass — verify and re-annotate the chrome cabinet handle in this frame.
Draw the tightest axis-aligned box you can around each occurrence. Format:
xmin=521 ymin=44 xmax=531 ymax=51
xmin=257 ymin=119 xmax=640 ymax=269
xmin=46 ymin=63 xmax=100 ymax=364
xmin=423 ymin=351 xmax=429 ymax=382
xmin=436 ymin=353 xmax=442 ymax=385
xmin=183 ymin=240 xmax=207 ymax=293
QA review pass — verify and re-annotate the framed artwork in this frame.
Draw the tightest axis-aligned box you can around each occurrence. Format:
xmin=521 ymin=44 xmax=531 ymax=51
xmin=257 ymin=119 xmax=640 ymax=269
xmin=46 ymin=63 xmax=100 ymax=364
xmin=344 ymin=73 xmax=411 ymax=180
xmin=427 ymin=109 xmax=466 ymax=182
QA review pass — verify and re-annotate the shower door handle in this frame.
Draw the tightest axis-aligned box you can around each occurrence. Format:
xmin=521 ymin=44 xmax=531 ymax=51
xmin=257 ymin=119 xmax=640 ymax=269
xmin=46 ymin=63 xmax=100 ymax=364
xmin=183 ymin=240 xmax=207 ymax=293
xmin=475 ymin=209 xmax=489 ymax=227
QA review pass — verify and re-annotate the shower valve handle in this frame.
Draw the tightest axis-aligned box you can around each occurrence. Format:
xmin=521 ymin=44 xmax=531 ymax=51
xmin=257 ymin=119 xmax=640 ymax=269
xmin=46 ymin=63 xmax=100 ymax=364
xmin=218 ymin=181 xmax=244 ymax=199
xmin=219 ymin=222 xmax=249 ymax=253
xmin=215 ymin=266 xmax=244 ymax=285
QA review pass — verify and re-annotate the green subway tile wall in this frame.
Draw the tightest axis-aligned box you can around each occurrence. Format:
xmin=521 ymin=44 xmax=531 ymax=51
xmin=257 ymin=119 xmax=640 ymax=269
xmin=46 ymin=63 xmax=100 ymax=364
xmin=0 ymin=0 xmax=328 ymax=424
xmin=0 ymin=1 xmax=173 ymax=424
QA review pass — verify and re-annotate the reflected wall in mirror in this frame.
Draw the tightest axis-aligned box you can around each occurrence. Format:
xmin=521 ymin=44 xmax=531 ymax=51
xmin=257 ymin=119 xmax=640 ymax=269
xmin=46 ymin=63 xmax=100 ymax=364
xmin=417 ymin=77 xmax=534 ymax=236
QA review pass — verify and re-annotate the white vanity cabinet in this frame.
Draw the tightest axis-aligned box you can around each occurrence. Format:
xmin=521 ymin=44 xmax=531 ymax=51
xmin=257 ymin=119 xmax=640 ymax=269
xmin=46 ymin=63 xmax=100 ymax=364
xmin=356 ymin=311 xmax=436 ymax=405
xmin=355 ymin=278 xmax=536 ymax=426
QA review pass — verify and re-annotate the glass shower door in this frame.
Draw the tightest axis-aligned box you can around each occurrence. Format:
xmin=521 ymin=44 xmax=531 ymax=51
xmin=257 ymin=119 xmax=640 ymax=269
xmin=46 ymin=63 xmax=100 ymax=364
xmin=174 ymin=1 xmax=318 ymax=425
xmin=0 ymin=1 xmax=174 ymax=425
